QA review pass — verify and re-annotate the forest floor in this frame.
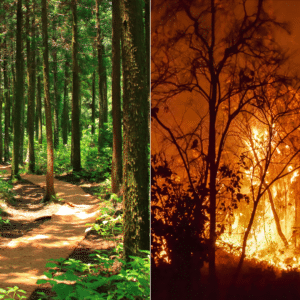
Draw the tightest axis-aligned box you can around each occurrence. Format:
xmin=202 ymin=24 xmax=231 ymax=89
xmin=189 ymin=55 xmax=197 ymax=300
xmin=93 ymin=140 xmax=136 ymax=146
xmin=0 ymin=165 xmax=123 ymax=299
xmin=153 ymin=247 xmax=300 ymax=300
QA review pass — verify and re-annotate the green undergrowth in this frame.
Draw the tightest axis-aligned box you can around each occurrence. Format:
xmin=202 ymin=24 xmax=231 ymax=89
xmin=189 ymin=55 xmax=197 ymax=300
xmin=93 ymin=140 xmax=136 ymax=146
xmin=0 ymin=179 xmax=15 ymax=204
xmin=86 ymin=199 xmax=123 ymax=236
xmin=36 ymin=247 xmax=150 ymax=300
xmin=34 ymin=196 xmax=149 ymax=299
xmin=0 ymin=286 xmax=27 ymax=299
xmin=31 ymin=127 xmax=112 ymax=182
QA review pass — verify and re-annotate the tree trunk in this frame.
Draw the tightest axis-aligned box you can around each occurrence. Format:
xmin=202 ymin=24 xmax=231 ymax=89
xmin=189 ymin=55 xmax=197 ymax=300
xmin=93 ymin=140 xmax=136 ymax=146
xmin=71 ymin=0 xmax=81 ymax=171
xmin=145 ymin=0 xmax=150 ymax=139
xmin=0 ymin=49 xmax=3 ymax=164
xmin=120 ymin=0 xmax=150 ymax=260
xmin=111 ymin=0 xmax=122 ymax=194
xmin=37 ymin=73 xmax=42 ymax=144
xmin=266 ymin=187 xmax=289 ymax=247
xmin=3 ymin=43 xmax=10 ymax=163
xmin=91 ymin=70 xmax=95 ymax=135
xmin=62 ymin=59 xmax=69 ymax=145
xmin=208 ymin=1 xmax=218 ymax=299
xmin=41 ymin=0 xmax=55 ymax=201
xmin=26 ymin=0 xmax=35 ymax=173
xmin=12 ymin=0 xmax=23 ymax=180
xmin=52 ymin=20 xmax=59 ymax=149
xmin=96 ymin=0 xmax=108 ymax=151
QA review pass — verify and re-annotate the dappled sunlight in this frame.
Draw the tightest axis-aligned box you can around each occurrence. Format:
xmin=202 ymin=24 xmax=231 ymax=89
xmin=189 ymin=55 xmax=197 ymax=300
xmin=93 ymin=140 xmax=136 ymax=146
xmin=0 ymin=167 xmax=103 ymax=294
xmin=55 ymin=205 xmax=75 ymax=215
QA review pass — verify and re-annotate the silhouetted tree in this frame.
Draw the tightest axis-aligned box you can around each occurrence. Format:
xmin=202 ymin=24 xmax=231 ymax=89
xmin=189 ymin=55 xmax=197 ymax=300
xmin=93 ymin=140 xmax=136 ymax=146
xmin=152 ymin=0 xmax=294 ymax=298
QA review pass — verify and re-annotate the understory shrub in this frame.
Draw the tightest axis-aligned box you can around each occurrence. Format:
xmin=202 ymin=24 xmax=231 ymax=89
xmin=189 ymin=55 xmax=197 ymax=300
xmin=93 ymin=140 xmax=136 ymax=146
xmin=36 ymin=247 xmax=150 ymax=300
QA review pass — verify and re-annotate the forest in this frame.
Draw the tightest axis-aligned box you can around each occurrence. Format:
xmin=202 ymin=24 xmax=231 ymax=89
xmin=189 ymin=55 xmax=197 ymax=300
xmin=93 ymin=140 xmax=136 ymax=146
xmin=0 ymin=0 xmax=150 ymax=299
xmin=151 ymin=0 xmax=300 ymax=300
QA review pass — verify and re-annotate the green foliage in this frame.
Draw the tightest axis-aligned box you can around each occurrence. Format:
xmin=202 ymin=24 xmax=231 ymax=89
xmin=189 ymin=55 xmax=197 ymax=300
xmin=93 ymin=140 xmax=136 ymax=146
xmin=110 ymin=193 xmax=122 ymax=204
xmin=32 ymin=127 xmax=112 ymax=182
xmin=0 ymin=180 xmax=15 ymax=203
xmin=0 ymin=286 xmax=27 ymax=300
xmin=0 ymin=216 xmax=10 ymax=226
xmin=36 ymin=247 xmax=150 ymax=300
xmin=96 ymin=178 xmax=112 ymax=196
xmin=86 ymin=199 xmax=122 ymax=236
xmin=86 ymin=213 xmax=122 ymax=236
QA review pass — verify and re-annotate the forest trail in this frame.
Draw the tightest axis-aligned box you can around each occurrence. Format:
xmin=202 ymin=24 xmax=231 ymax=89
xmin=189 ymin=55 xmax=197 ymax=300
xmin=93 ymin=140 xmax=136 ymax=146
xmin=0 ymin=165 xmax=103 ymax=298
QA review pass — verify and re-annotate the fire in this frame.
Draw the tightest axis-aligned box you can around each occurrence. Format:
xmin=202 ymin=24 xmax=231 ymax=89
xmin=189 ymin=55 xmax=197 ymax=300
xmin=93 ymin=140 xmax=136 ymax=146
xmin=218 ymin=125 xmax=300 ymax=271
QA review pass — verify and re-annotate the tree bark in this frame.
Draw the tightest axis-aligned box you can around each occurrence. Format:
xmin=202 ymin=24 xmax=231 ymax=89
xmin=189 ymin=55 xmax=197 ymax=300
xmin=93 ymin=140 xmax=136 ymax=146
xmin=36 ymin=72 xmax=43 ymax=144
xmin=41 ymin=0 xmax=55 ymax=201
xmin=71 ymin=0 xmax=81 ymax=171
xmin=111 ymin=0 xmax=122 ymax=194
xmin=62 ymin=58 xmax=69 ymax=145
xmin=52 ymin=20 xmax=59 ymax=149
xmin=91 ymin=70 xmax=95 ymax=135
xmin=12 ymin=0 xmax=24 ymax=180
xmin=96 ymin=0 xmax=108 ymax=151
xmin=26 ymin=0 xmax=35 ymax=173
xmin=0 ymin=48 xmax=3 ymax=164
xmin=121 ymin=0 xmax=150 ymax=260
xmin=3 ymin=42 xmax=10 ymax=163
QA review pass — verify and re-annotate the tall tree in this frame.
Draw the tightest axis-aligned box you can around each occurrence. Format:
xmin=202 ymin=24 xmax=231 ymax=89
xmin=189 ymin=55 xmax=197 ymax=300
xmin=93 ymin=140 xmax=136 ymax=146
xmin=26 ymin=0 xmax=35 ymax=173
xmin=62 ymin=59 xmax=69 ymax=145
xmin=36 ymin=63 xmax=43 ymax=145
xmin=3 ymin=42 xmax=10 ymax=163
xmin=145 ymin=0 xmax=150 ymax=137
xmin=0 ymin=48 xmax=3 ymax=164
xmin=91 ymin=69 xmax=96 ymax=135
xmin=52 ymin=19 xmax=59 ymax=149
xmin=96 ymin=0 xmax=108 ymax=151
xmin=41 ymin=0 xmax=55 ymax=201
xmin=71 ymin=0 xmax=81 ymax=171
xmin=111 ymin=0 xmax=122 ymax=194
xmin=12 ymin=0 xmax=24 ymax=180
xmin=121 ymin=0 xmax=150 ymax=260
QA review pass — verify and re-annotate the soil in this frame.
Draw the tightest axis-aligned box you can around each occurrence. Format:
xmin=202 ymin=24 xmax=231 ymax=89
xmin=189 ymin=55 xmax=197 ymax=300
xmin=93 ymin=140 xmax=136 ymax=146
xmin=0 ymin=170 xmax=123 ymax=299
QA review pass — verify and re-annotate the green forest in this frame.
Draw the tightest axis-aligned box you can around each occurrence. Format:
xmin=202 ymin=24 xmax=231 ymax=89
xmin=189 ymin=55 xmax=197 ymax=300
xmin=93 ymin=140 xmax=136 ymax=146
xmin=0 ymin=0 xmax=150 ymax=299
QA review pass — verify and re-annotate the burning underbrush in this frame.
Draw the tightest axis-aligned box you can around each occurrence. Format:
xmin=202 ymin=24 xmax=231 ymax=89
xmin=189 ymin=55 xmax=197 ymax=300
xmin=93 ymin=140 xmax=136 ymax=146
xmin=209 ymin=246 xmax=300 ymax=300
xmin=217 ymin=237 xmax=300 ymax=272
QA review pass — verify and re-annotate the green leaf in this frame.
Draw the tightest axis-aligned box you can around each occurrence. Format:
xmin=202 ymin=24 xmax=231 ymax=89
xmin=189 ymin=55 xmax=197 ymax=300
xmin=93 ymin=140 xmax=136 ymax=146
xmin=44 ymin=271 xmax=53 ymax=279
xmin=46 ymin=262 xmax=58 ymax=268
xmin=52 ymin=283 xmax=73 ymax=300
xmin=64 ymin=270 xmax=79 ymax=281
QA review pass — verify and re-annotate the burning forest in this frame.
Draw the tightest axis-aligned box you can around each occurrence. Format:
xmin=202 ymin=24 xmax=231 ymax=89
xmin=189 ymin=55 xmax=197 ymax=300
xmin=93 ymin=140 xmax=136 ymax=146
xmin=151 ymin=0 xmax=300 ymax=299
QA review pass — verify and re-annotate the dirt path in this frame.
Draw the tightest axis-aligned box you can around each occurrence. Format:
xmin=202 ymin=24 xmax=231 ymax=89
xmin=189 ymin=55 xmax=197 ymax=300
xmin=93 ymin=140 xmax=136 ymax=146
xmin=0 ymin=165 xmax=103 ymax=298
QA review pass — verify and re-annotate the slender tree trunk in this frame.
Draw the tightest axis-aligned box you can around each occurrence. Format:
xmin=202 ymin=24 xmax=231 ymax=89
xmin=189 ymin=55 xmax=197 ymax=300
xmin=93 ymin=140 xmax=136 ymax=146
xmin=0 ymin=49 xmax=3 ymax=164
xmin=52 ymin=20 xmax=59 ymax=149
xmin=91 ymin=70 xmax=95 ymax=135
xmin=121 ymin=0 xmax=150 ymax=260
xmin=71 ymin=0 xmax=81 ymax=171
xmin=37 ymin=73 xmax=43 ymax=144
xmin=96 ymin=0 xmax=108 ymax=151
xmin=145 ymin=0 xmax=150 ymax=139
xmin=266 ymin=187 xmax=289 ymax=247
xmin=208 ymin=1 xmax=218 ymax=299
xmin=111 ymin=0 xmax=122 ymax=194
xmin=26 ymin=0 xmax=35 ymax=173
xmin=41 ymin=0 xmax=55 ymax=201
xmin=62 ymin=59 xmax=69 ymax=145
xmin=3 ymin=43 xmax=10 ymax=163
xmin=12 ymin=0 xmax=23 ymax=180
xmin=229 ymin=199 xmax=260 ymax=294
